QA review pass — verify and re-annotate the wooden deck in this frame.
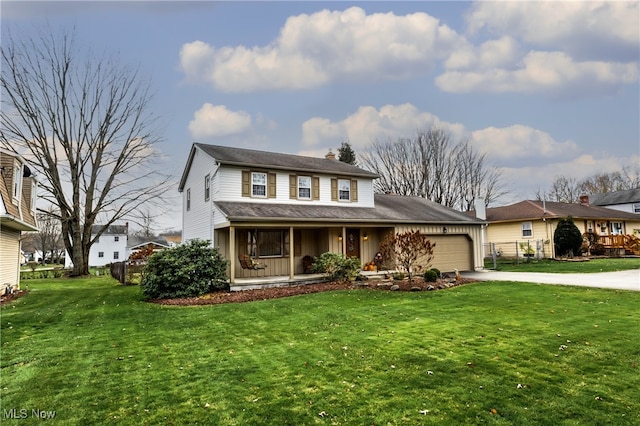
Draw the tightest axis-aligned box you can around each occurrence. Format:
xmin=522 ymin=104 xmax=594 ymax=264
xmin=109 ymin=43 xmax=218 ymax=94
xmin=599 ymin=234 xmax=640 ymax=256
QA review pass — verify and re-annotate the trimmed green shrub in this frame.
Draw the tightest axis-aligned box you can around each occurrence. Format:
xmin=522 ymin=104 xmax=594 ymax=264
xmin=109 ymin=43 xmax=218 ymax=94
xmin=431 ymin=268 xmax=440 ymax=277
xmin=141 ymin=239 xmax=228 ymax=300
xmin=424 ymin=269 xmax=438 ymax=282
xmin=312 ymin=252 xmax=361 ymax=282
xmin=554 ymin=217 xmax=583 ymax=258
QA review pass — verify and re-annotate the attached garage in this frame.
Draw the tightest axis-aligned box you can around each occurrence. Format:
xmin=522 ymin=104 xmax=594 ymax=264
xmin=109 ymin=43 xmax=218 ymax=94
xmin=428 ymin=234 xmax=474 ymax=272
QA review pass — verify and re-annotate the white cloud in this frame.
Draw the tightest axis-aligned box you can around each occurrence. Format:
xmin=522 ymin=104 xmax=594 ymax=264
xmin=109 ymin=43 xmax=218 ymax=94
xmin=466 ymin=1 xmax=639 ymax=61
xmin=179 ymin=6 xmax=464 ymax=92
xmin=437 ymin=51 xmax=638 ymax=96
xmin=188 ymin=103 xmax=252 ymax=139
xmin=470 ymin=125 xmax=579 ymax=162
xmin=444 ymin=36 xmax=521 ymax=70
xmin=301 ymin=103 xmax=466 ymax=149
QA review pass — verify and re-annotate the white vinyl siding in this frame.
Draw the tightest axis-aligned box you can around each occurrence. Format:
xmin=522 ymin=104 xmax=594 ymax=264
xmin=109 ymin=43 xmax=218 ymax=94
xmin=213 ymin=167 xmax=375 ymax=207
xmin=0 ymin=228 xmax=21 ymax=292
xmin=89 ymin=233 xmax=128 ymax=266
xmin=182 ymin=147 xmax=216 ymax=244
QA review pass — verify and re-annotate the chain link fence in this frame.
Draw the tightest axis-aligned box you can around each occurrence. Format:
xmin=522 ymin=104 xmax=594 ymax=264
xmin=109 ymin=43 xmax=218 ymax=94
xmin=483 ymin=239 xmax=547 ymax=269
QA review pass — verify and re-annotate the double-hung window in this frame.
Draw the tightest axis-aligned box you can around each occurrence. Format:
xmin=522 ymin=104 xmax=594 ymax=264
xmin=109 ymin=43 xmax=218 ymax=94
xmin=298 ymin=176 xmax=311 ymax=200
xmin=204 ymin=174 xmax=210 ymax=201
xmin=521 ymin=221 xmax=533 ymax=238
xmin=186 ymin=188 xmax=191 ymax=211
xmin=114 ymin=251 xmax=119 ymax=260
xmin=252 ymin=172 xmax=267 ymax=197
xmin=338 ymin=179 xmax=351 ymax=201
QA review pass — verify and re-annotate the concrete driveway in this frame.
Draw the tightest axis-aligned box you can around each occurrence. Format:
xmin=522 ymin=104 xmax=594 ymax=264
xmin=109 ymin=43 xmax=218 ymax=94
xmin=462 ymin=269 xmax=640 ymax=292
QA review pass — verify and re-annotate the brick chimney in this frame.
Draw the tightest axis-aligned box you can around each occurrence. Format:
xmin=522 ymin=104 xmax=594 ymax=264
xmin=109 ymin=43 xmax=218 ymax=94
xmin=579 ymin=195 xmax=589 ymax=206
xmin=325 ymin=150 xmax=336 ymax=160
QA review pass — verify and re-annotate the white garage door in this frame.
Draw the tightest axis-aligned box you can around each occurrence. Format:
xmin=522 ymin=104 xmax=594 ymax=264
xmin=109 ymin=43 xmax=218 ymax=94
xmin=427 ymin=235 xmax=473 ymax=273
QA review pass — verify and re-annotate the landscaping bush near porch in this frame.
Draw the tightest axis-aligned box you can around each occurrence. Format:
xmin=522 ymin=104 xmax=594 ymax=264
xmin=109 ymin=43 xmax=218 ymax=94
xmin=2 ymin=275 xmax=639 ymax=425
xmin=141 ymin=239 xmax=228 ymax=299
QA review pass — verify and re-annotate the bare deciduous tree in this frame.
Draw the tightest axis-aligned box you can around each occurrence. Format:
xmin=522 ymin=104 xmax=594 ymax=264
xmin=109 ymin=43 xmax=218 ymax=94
xmin=536 ymin=164 xmax=640 ymax=202
xmin=1 ymin=29 xmax=171 ymax=276
xmin=360 ymin=128 xmax=505 ymax=210
xmin=36 ymin=206 xmax=65 ymax=264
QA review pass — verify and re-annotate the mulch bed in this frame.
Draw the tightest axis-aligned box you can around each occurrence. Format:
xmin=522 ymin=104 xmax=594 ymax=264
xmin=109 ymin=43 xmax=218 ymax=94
xmin=0 ymin=289 xmax=28 ymax=306
xmin=153 ymin=277 xmax=476 ymax=306
xmin=0 ymin=278 xmax=476 ymax=307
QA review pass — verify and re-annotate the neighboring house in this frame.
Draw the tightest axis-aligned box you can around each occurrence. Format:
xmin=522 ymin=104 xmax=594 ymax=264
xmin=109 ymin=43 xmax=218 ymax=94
xmin=480 ymin=198 xmax=640 ymax=258
xmin=590 ymin=188 xmax=640 ymax=214
xmin=179 ymin=143 xmax=486 ymax=287
xmin=160 ymin=232 xmax=182 ymax=247
xmin=88 ymin=224 xmax=128 ymax=267
xmin=0 ymin=149 xmax=38 ymax=293
xmin=126 ymin=235 xmax=170 ymax=259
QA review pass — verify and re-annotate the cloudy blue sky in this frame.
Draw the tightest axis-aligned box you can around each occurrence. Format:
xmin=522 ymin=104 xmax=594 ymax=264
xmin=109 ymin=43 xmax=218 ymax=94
xmin=3 ymin=1 xmax=639 ymax=232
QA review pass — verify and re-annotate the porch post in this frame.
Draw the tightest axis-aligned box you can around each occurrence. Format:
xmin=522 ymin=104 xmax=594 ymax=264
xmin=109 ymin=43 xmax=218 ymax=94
xmin=289 ymin=226 xmax=295 ymax=280
xmin=229 ymin=226 xmax=236 ymax=284
xmin=341 ymin=226 xmax=346 ymax=255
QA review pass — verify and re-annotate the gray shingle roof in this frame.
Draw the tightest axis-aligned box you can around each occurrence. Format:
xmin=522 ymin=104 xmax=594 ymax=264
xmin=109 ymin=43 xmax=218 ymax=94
xmin=195 ymin=143 xmax=379 ymax=178
xmin=590 ymin=188 xmax=640 ymax=206
xmin=484 ymin=200 xmax=640 ymax=222
xmin=90 ymin=224 xmax=128 ymax=235
xmin=215 ymin=194 xmax=485 ymax=225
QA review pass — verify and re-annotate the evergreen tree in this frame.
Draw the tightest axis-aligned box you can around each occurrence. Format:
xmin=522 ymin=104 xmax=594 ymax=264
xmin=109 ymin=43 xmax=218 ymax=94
xmin=554 ymin=217 xmax=583 ymax=258
xmin=338 ymin=141 xmax=357 ymax=165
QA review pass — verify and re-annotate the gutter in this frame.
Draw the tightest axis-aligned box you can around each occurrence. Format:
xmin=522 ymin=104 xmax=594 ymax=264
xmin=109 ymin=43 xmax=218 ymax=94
xmin=0 ymin=214 xmax=39 ymax=232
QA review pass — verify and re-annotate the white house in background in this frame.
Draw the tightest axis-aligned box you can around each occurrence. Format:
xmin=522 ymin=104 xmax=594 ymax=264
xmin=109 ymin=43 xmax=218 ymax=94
xmin=178 ymin=143 xmax=486 ymax=289
xmin=0 ymin=149 xmax=38 ymax=293
xmin=88 ymin=224 xmax=128 ymax=266
xmin=590 ymin=188 xmax=640 ymax=214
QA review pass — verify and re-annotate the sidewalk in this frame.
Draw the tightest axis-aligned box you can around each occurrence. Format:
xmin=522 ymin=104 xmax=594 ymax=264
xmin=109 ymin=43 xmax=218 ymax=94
xmin=461 ymin=269 xmax=640 ymax=292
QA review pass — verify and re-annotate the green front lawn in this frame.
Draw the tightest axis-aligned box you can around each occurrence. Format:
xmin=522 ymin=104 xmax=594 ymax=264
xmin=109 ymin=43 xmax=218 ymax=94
xmin=486 ymin=257 xmax=640 ymax=273
xmin=2 ymin=276 xmax=639 ymax=425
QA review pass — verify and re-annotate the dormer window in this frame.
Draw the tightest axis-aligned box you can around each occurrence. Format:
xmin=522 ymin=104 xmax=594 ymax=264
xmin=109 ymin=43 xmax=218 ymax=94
xmin=298 ymin=176 xmax=311 ymax=200
xmin=252 ymin=172 xmax=267 ymax=197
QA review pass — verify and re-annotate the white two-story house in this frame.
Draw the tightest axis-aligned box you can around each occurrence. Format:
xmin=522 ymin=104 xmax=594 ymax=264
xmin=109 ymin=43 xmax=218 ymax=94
xmin=88 ymin=224 xmax=128 ymax=267
xmin=179 ymin=143 xmax=486 ymax=287
xmin=1 ymin=149 xmax=38 ymax=293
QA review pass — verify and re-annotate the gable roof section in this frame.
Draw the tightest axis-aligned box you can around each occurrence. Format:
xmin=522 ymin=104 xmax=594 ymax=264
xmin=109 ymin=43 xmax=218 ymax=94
xmin=127 ymin=235 xmax=170 ymax=250
xmin=590 ymin=188 xmax=640 ymax=206
xmin=91 ymin=224 xmax=128 ymax=235
xmin=215 ymin=194 xmax=485 ymax=225
xmin=485 ymin=200 xmax=640 ymax=222
xmin=179 ymin=143 xmax=379 ymax=191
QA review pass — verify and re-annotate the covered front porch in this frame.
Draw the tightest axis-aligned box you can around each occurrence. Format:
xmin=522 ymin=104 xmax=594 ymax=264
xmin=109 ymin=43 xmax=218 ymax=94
xmin=214 ymin=224 xmax=392 ymax=285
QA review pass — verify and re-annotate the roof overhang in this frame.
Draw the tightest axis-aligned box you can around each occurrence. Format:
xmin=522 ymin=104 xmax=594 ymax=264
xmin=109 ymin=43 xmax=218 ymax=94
xmin=1 ymin=215 xmax=39 ymax=232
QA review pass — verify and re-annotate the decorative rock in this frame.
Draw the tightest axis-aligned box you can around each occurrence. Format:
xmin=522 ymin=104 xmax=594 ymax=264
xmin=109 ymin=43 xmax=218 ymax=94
xmin=427 ymin=285 xmax=435 ymax=291
xmin=410 ymin=287 xmax=422 ymax=292
xmin=390 ymin=284 xmax=400 ymax=291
